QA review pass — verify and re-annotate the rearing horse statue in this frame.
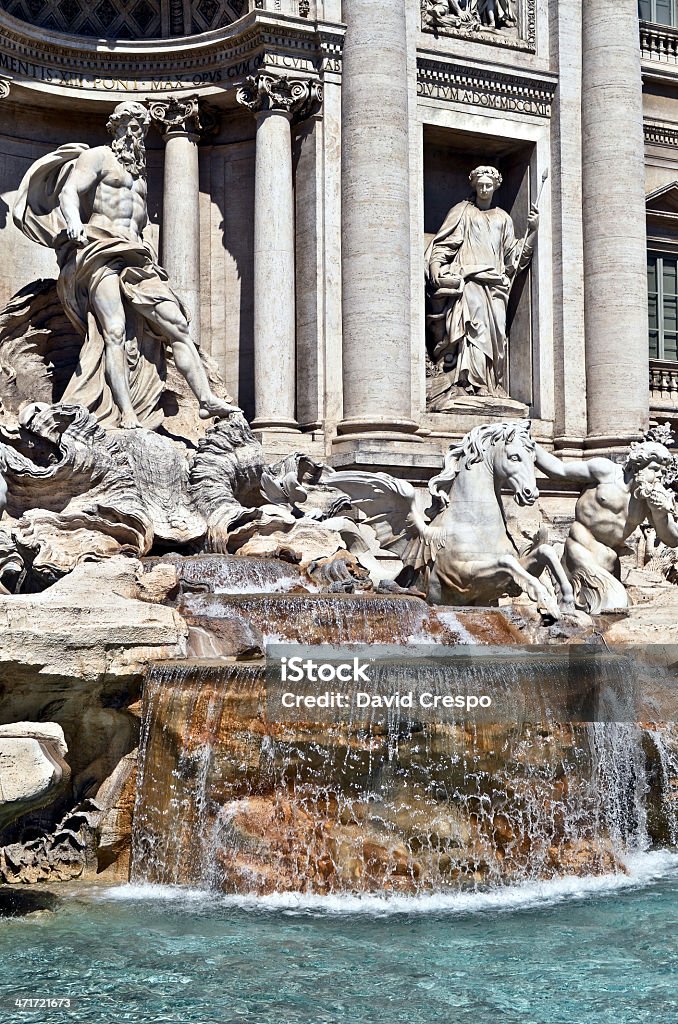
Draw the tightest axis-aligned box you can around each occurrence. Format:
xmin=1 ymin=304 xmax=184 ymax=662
xmin=323 ymin=420 xmax=575 ymax=619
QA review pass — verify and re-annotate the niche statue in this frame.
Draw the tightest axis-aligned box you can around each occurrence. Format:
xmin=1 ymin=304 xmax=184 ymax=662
xmin=425 ymin=165 xmax=538 ymax=410
xmin=12 ymin=100 xmax=238 ymax=431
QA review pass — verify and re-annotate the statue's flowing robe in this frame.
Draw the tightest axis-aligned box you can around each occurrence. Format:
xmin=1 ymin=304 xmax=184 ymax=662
xmin=12 ymin=144 xmax=189 ymax=430
xmin=425 ymin=199 xmax=527 ymax=399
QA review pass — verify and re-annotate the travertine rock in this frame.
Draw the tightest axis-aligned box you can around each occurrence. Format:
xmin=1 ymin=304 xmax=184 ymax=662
xmin=235 ymin=521 xmax=345 ymax=564
xmin=0 ymin=723 xmax=70 ymax=830
xmin=0 ymin=557 xmax=187 ymax=808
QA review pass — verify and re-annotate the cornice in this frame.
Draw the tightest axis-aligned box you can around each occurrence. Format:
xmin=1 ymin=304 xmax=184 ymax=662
xmin=0 ymin=9 xmax=343 ymax=99
xmin=417 ymin=53 xmax=557 ymax=119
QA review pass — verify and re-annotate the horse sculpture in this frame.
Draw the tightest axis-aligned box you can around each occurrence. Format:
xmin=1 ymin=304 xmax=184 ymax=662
xmin=323 ymin=420 xmax=575 ymax=619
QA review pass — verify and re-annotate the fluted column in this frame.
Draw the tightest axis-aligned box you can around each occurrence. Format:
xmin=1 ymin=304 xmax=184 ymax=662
xmin=337 ymin=0 xmax=419 ymax=442
xmin=237 ymin=74 xmax=321 ymax=432
xmin=150 ymin=95 xmax=208 ymax=349
xmin=582 ymin=0 xmax=649 ymax=448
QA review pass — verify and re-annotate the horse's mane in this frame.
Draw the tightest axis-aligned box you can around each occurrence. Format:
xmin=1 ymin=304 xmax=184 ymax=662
xmin=429 ymin=419 xmax=534 ymax=495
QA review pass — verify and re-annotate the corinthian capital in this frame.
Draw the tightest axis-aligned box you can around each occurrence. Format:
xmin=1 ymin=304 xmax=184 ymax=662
xmin=236 ymin=73 xmax=323 ymax=124
xmin=149 ymin=95 xmax=203 ymax=138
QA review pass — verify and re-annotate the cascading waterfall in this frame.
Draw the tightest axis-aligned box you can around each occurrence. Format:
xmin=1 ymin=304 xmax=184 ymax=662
xmin=153 ymin=554 xmax=313 ymax=596
xmin=129 ymin=556 xmax=678 ymax=895
xmin=644 ymin=725 xmax=678 ymax=846
xmin=131 ymin=649 xmax=677 ymax=894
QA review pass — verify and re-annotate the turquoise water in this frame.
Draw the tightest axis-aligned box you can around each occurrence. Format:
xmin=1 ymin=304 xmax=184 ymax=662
xmin=0 ymin=852 xmax=677 ymax=1024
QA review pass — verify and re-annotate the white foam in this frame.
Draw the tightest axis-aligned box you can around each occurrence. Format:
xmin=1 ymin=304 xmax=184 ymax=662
xmin=433 ymin=610 xmax=477 ymax=645
xmin=92 ymin=850 xmax=678 ymax=918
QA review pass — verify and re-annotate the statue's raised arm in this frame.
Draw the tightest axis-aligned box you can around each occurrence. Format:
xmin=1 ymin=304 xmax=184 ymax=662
xmin=535 ymin=441 xmax=678 ymax=612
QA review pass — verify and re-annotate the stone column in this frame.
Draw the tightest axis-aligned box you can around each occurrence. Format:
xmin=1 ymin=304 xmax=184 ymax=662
xmin=237 ymin=74 xmax=321 ymax=433
xmin=337 ymin=0 xmax=419 ymax=443
xmin=582 ymin=0 xmax=649 ymax=448
xmin=150 ymin=96 xmax=206 ymax=349
xmin=550 ymin=0 xmax=588 ymax=457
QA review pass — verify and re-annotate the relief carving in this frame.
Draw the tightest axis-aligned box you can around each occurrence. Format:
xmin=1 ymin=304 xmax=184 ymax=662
xmin=421 ymin=0 xmax=535 ymax=52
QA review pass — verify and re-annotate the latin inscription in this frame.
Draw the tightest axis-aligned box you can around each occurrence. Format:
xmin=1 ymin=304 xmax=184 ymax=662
xmin=417 ymin=80 xmax=551 ymax=118
xmin=0 ymin=50 xmax=341 ymax=92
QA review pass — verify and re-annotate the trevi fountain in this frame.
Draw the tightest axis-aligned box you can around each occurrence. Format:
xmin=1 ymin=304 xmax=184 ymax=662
xmin=0 ymin=3 xmax=676 ymax=1022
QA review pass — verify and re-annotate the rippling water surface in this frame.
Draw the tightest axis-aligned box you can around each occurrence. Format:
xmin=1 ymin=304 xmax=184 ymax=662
xmin=0 ymin=852 xmax=676 ymax=1024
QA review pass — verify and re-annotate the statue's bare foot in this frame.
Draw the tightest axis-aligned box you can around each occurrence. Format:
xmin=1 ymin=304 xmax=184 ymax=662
xmin=199 ymin=397 xmax=240 ymax=420
xmin=120 ymin=412 xmax=142 ymax=429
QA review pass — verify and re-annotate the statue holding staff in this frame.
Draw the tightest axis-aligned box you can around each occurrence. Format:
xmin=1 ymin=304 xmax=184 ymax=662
xmin=425 ymin=165 xmax=540 ymax=409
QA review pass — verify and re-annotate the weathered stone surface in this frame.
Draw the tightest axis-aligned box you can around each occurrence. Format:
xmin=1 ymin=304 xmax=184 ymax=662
xmin=0 ymin=723 xmax=70 ymax=831
xmin=234 ymin=521 xmax=345 ymax=564
xmin=95 ymin=751 xmax=138 ymax=880
xmin=132 ymin=663 xmax=638 ymax=894
xmin=186 ymin=618 xmax=264 ymax=660
xmin=0 ymin=557 xmax=187 ymax=812
xmin=0 ymin=800 xmax=100 ymax=884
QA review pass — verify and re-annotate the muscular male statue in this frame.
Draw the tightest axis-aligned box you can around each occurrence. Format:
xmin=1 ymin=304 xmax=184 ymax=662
xmin=536 ymin=442 xmax=678 ymax=612
xmin=13 ymin=100 xmax=237 ymax=430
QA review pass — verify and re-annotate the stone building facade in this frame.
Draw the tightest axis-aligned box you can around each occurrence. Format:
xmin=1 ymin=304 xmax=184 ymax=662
xmin=0 ymin=0 xmax=676 ymax=482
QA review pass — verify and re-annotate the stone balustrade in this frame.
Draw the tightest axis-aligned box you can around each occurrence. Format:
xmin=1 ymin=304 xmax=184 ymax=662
xmin=650 ymin=359 xmax=678 ymax=399
xmin=640 ymin=20 xmax=678 ymax=64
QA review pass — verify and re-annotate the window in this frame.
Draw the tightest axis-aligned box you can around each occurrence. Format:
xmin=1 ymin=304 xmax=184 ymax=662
xmin=639 ymin=0 xmax=678 ymax=26
xmin=648 ymin=255 xmax=678 ymax=360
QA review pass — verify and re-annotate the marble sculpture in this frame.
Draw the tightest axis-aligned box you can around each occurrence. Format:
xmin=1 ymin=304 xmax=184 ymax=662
xmin=1 ymin=100 xmax=677 ymax=619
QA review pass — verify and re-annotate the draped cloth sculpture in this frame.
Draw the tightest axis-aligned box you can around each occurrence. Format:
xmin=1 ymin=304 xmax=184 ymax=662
xmin=425 ymin=165 xmax=538 ymax=408
xmin=12 ymin=102 xmax=236 ymax=431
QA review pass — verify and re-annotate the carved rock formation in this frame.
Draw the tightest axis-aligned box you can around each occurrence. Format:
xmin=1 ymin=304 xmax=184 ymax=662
xmin=0 ymin=723 xmax=71 ymax=831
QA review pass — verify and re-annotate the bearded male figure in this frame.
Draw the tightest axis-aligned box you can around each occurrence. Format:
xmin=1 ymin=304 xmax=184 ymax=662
xmin=425 ymin=165 xmax=538 ymax=408
xmin=535 ymin=442 xmax=678 ymax=613
xmin=12 ymin=100 xmax=237 ymax=430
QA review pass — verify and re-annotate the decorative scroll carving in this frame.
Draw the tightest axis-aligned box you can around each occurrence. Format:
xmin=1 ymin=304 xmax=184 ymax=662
xmin=236 ymin=73 xmax=323 ymax=122
xmin=0 ymin=78 xmax=9 ymax=99
xmin=149 ymin=95 xmax=203 ymax=137
xmin=421 ymin=0 xmax=536 ymax=54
